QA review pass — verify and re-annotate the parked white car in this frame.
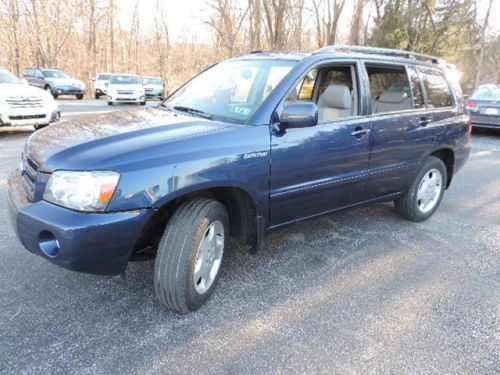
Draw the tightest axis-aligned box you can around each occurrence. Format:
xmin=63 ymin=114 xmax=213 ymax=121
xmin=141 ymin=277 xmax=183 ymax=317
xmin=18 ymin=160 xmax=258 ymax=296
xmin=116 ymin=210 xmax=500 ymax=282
xmin=93 ymin=73 xmax=114 ymax=99
xmin=106 ymin=74 xmax=146 ymax=105
xmin=0 ymin=67 xmax=60 ymax=130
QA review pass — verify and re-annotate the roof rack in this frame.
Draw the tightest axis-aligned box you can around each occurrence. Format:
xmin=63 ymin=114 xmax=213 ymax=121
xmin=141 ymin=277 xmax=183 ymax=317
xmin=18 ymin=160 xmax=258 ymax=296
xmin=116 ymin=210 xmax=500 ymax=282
xmin=314 ymin=45 xmax=443 ymax=64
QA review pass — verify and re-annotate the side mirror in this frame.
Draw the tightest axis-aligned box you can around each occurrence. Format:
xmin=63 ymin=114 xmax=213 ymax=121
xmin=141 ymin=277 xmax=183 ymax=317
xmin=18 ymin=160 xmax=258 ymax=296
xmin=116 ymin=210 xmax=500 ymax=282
xmin=280 ymin=101 xmax=318 ymax=129
xmin=20 ymin=78 xmax=29 ymax=85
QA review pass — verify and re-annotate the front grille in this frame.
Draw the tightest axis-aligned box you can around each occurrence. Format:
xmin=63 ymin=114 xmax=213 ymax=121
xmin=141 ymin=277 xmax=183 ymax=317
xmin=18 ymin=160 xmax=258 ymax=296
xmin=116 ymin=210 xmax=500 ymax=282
xmin=6 ymin=96 xmax=44 ymax=109
xmin=117 ymin=90 xmax=134 ymax=95
xmin=21 ymin=155 xmax=39 ymax=202
xmin=9 ymin=114 xmax=46 ymax=120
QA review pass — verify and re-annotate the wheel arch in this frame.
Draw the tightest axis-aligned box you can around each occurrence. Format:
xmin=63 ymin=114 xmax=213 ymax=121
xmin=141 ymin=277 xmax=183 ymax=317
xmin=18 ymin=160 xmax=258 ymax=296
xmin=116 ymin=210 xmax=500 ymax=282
xmin=429 ymin=148 xmax=455 ymax=188
xmin=132 ymin=185 xmax=262 ymax=260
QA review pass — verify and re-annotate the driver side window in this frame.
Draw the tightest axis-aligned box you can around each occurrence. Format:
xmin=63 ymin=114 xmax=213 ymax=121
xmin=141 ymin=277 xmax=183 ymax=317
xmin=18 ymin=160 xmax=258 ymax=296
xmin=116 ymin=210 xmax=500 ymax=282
xmin=287 ymin=65 xmax=357 ymax=123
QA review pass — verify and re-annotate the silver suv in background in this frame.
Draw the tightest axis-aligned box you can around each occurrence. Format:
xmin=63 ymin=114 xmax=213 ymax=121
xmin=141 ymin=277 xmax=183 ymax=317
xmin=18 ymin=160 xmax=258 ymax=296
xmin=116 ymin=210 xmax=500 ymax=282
xmin=142 ymin=76 xmax=165 ymax=100
xmin=22 ymin=68 xmax=86 ymax=100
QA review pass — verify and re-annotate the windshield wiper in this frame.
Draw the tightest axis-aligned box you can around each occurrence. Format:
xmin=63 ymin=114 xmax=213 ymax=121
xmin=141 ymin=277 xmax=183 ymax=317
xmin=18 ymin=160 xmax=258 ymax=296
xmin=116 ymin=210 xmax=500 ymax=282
xmin=172 ymin=106 xmax=213 ymax=120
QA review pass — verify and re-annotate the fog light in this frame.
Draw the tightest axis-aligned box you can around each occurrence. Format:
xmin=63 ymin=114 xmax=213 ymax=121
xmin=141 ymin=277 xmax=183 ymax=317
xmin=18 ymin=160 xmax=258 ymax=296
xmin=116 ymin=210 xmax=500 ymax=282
xmin=38 ymin=231 xmax=60 ymax=257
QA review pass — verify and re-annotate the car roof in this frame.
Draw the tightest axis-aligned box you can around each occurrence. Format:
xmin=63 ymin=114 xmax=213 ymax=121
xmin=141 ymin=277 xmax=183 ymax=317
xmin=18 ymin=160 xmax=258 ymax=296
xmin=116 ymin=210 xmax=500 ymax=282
xmin=233 ymin=45 xmax=447 ymax=69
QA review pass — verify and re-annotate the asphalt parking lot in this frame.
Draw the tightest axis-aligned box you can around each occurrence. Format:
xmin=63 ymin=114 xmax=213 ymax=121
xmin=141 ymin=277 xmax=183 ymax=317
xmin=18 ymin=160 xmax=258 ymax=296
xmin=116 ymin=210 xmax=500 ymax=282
xmin=0 ymin=105 xmax=499 ymax=374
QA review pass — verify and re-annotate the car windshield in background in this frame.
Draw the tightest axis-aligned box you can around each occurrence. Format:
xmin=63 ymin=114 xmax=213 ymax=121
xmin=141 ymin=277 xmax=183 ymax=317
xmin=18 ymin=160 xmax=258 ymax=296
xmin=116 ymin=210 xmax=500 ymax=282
xmin=471 ymin=85 xmax=500 ymax=101
xmin=42 ymin=70 xmax=70 ymax=79
xmin=163 ymin=59 xmax=298 ymax=123
xmin=97 ymin=74 xmax=111 ymax=80
xmin=143 ymin=77 xmax=162 ymax=85
xmin=110 ymin=75 xmax=141 ymax=85
xmin=0 ymin=68 xmax=20 ymax=84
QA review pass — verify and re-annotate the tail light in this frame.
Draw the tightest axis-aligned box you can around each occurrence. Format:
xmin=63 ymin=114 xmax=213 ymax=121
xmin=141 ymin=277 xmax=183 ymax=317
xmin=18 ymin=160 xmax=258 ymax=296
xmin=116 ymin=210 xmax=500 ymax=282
xmin=465 ymin=100 xmax=478 ymax=111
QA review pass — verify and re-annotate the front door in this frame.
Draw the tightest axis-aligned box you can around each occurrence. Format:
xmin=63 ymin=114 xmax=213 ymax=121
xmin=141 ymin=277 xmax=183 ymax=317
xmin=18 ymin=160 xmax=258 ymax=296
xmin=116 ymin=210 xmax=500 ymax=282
xmin=269 ymin=62 xmax=371 ymax=227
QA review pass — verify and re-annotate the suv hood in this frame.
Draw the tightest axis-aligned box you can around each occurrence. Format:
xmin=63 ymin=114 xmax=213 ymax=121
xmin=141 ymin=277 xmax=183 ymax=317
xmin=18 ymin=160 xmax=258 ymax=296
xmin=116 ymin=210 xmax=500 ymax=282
xmin=0 ymin=83 xmax=53 ymax=101
xmin=24 ymin=107 xmax=233 ymax=171
xmin=108 ymin=84 xmax=142 ymax=91
xmin=47 ymin=77 xmax=83 ymax=87
xmin=144 ymin=84 xmax=163 ymax=90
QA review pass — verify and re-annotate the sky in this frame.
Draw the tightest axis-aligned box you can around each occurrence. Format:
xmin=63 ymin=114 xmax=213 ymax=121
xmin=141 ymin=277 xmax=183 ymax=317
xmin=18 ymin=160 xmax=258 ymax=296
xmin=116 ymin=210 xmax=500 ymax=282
xmin=116 ymin=0 xmax=500 ymax=43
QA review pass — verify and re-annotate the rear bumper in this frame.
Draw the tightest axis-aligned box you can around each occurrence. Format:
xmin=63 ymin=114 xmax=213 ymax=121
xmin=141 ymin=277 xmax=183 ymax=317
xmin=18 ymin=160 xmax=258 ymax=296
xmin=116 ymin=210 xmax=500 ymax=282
xmin=470 ymin=114 xmax=500 ymax=129
xmin=7 ymin=171 xmax=154 ymax=275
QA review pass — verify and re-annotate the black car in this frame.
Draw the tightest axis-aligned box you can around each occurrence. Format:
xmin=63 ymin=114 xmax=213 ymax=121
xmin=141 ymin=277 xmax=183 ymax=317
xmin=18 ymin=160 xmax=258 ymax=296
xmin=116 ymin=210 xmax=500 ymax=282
xmin=465 ymin=84 xmax=500 ymax=129
xmin=22 ymin=68 xmax=87 ymax=100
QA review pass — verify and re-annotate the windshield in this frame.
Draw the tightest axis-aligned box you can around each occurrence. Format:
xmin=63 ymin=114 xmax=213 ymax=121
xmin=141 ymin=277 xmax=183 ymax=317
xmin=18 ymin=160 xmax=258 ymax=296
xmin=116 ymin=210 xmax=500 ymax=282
xmin=163 ymin=59 xmax=298 ymax=123
xmin=97 ymin=74 xmax=111 ymax=80
xmin=110 ymin=75 xmax=142 ymax=85
xmin=471 ymin=85 xmax=500 ymax=101
xmin=143 ymin=77 xmax=162 ymax=85
xmin=43 ymin=70 xmax=70 ymax=79
xmin=0 ymin=68 xmax=20 ymax=84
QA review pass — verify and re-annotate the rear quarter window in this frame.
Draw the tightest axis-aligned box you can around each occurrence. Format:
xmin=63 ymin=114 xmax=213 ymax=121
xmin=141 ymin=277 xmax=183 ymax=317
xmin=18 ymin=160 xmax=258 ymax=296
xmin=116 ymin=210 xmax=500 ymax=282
xmin=418 ymin=67 xmax=454 ymax=108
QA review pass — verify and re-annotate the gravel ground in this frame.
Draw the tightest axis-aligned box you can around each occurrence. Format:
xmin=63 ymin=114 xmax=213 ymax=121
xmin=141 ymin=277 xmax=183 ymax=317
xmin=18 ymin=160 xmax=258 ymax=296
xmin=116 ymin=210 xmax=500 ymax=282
xmin=0 ymin=126 xmax=498 ymax=375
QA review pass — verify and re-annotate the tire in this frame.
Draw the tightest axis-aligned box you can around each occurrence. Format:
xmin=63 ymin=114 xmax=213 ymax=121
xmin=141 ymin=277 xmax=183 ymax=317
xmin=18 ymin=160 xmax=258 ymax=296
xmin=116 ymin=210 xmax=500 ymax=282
xmin=107 ymin=101 xmax=113 ymax=106
xmin=394 ymin=156 xmax=447 ymax=222
xmin=45 ymin=86 xmax=56 ymax=98
xmin=34 ymin=124 xmax=48 ymax=130
xmin=95 ymin=93 xmax=100 ymax=99
xmin=140 ymin=101 xmax=146 ymax=106
xmin=76 ymin=94 xmax=84 ymax=100
xmin=154 ymin=198 xmax=229 ymax=313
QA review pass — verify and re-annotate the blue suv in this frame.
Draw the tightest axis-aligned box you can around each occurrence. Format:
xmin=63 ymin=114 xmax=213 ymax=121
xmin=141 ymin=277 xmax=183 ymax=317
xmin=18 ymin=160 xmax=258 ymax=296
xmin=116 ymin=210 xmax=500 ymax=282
xmin=8 ymin=46 xmax=471 ymax=312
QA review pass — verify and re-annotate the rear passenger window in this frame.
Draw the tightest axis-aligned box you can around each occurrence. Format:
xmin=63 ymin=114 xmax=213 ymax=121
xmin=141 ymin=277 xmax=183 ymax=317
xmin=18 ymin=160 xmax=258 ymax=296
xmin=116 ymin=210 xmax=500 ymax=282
xmin=418 ymin=67 xmax=454 ymax=108
xmin=366 ymin=65 xmax=412 ymax=114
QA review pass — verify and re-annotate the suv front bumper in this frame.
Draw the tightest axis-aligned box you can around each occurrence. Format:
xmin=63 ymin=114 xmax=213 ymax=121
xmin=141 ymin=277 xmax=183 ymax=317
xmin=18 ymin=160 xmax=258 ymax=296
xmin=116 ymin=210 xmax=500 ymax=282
xmin=7 ymin=171 xmax=154 ymax=275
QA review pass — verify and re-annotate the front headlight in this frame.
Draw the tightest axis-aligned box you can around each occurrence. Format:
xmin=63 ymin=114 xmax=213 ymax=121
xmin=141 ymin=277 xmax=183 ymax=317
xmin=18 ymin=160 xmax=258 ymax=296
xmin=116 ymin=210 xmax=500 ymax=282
xmin=43 ymin=171 xmax=120 ymax=212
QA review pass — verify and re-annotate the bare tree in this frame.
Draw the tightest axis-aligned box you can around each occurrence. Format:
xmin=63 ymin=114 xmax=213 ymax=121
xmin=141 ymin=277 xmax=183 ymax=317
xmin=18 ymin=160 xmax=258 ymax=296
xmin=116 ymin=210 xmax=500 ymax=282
xmin=262 ymin=0 xmax=290 ymax=49
xmin=206 ymin=0 xmax=249 ymax=56
xmin=475 ymin=0 xmax=494 ymax=88
xmin=350 ymin=0 xmax=367 ymax=45
xmin=311 ymin=0 xmax=346 ymax=47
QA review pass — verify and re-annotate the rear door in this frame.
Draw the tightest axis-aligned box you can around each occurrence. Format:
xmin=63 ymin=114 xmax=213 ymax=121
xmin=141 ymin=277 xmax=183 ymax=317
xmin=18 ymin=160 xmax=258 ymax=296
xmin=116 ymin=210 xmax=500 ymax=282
xmin=33 ymin=69 xmax=45 ymax=88
xmin=364 ymin=62 xmax=436 ymax=199
xmin=270 ymin=60 xmax=372 ymax=226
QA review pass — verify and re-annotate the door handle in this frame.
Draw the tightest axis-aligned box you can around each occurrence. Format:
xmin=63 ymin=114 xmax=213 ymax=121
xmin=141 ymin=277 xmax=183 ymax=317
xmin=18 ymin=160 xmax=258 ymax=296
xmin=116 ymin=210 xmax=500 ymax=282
xmin=351 ymin=127 xmax=370 ymax=138
xmin=419 ymin=116 xmax=433 ymax=127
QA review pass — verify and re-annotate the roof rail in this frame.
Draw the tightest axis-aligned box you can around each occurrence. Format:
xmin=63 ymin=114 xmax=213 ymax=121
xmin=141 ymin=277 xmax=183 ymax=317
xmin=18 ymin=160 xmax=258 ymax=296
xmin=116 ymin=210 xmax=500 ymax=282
xmin=314 ymin=45 xmax=443 ymax=64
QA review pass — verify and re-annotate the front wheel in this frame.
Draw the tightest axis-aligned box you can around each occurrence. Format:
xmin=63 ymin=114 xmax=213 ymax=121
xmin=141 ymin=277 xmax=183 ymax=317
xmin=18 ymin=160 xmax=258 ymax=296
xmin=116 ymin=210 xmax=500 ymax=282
xmin=76 ymin=94 xmax=84 ymax=100
xmin=394 ymin=156 xmax=447 ymax=222
xmin=154 ymin=198 xmax=229 ymax=313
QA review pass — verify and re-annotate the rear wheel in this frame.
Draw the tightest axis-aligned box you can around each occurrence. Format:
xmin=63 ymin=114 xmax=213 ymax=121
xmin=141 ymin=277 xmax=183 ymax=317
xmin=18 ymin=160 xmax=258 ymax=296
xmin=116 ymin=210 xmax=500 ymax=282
xmin=107 ymin=101 xmax=113 ymax=106
xmin=140 ymin=101 xmax=146 ymax=106
xmin=45 ymin=86 xmax=56 ymax=99
xmin=95 ymin=93 xmax=100 ymax=99
xmin=34 ymin=124 xmax=48 ymax=130
xmin=394 ymin=156 xmax=447 ymax=222
xmin=154 ymin=198 xmax=229 ymax=313
xmin=76 ymin=94 xmax=84 ymax=100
